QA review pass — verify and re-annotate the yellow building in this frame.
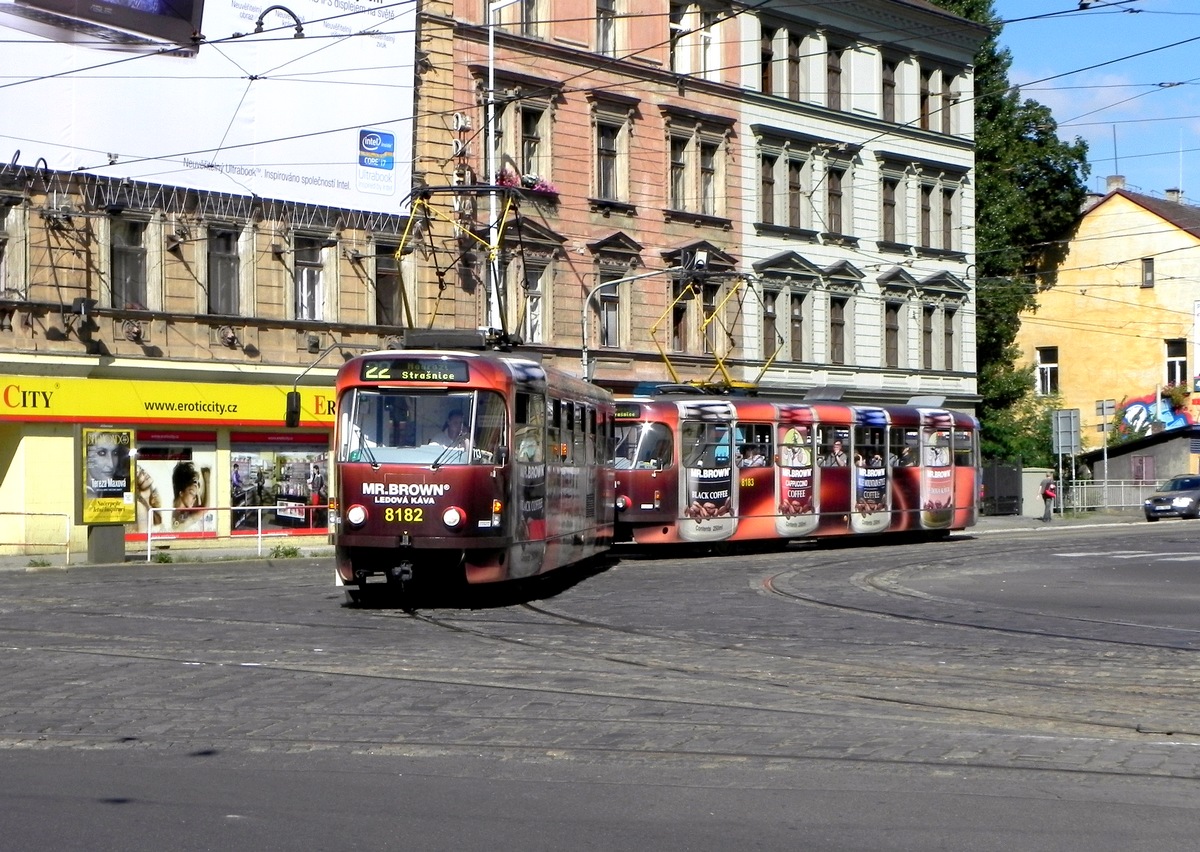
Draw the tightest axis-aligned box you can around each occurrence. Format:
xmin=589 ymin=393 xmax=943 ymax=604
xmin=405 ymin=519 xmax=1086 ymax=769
xmin=1016 ymin=180 xmax=1200 ymax=456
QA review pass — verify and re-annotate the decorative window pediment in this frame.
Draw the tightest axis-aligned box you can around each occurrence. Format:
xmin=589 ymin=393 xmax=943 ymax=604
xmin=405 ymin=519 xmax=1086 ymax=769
xmin=752 ymin=250 xmax=822 ymax=285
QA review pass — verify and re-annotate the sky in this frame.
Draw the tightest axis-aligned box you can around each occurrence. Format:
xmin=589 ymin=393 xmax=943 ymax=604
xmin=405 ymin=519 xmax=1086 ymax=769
xmin=993 ymin=0 xmax=1200 ymax=201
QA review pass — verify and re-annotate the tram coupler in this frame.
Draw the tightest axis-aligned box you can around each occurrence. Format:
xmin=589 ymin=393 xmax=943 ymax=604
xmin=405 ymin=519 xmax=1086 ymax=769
xmin=390 ymin=562 xmax=414 ymax=584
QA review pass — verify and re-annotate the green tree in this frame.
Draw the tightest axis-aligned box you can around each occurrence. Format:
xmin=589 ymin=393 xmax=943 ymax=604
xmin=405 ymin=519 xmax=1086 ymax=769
xmin=932 ymin=0 xmax=1090 ymax=461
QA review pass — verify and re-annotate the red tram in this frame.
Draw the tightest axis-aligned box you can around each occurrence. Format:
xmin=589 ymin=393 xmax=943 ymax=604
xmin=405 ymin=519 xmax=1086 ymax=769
xmin=611 ymin=394 xmax=978 ymax=546
xmin=329 ymin=342 xmax=614 ymax=603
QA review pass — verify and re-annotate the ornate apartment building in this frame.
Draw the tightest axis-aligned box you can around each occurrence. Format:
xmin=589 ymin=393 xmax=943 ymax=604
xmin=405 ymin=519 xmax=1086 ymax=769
xmin=0 ymin=0 xmax=984 ymax=555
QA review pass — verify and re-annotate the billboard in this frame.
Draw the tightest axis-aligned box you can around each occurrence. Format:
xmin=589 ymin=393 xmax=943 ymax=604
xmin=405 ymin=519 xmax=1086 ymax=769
xmin=0 ymin=0 xmax=416 ymax=214
xmin=82 ymin=426 xmax=137 ymax=524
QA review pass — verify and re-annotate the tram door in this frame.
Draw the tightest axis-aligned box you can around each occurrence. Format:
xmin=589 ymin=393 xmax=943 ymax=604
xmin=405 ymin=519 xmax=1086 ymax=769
xmin=678 ymin=401 xmax=737 ymax=542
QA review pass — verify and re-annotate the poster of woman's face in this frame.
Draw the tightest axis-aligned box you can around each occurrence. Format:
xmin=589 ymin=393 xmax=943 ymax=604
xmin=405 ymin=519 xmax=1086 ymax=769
xmin=130 ymin=446 xmax=217 ymax=536
xmin=82 ymin=428 xmax=136 ymax=524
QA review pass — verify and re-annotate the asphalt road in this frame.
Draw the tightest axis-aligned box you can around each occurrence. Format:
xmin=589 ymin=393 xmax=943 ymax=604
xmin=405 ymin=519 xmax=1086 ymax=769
xmin=1 ymin=524 xmax=1198 ymax=851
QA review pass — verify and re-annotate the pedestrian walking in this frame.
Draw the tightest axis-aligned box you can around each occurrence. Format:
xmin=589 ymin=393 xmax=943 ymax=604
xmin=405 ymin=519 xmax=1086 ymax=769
xmin=1039 ymin=473 xmax=1057 ymax=523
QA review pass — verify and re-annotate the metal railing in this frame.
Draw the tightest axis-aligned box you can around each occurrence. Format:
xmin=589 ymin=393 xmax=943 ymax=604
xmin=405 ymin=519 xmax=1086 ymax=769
xmin=145 ymin=503 xmax=328 ymax=562
xmin=0 ymin=511 xmax=72 ymax=565
xmin=1062 ymin=480 xmax=1159 ymax=512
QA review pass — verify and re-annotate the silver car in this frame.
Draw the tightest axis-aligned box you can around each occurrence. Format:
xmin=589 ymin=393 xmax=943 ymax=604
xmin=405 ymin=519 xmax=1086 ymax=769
xmin=1143 ymin=474 xmax=1200 ymax=521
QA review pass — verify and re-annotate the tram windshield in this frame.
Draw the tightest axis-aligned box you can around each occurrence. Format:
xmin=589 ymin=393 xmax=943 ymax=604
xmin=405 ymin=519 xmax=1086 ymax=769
xmin=338 ymin=389 xmax=506 ymax=466
xmin=613 ymin=422 xmax=673 ymax=469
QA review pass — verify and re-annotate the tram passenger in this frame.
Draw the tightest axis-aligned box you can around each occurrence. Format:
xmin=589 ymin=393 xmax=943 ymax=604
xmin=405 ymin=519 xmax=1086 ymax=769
xmin=822 ymin=439 xmax=848 ymax=467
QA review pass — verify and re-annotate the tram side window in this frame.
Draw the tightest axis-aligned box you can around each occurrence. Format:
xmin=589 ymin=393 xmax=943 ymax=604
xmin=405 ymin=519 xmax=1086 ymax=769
xmin=515 ymin=392 xmax=545 ymax=463
xmin=952 ymin=429 xmax=974 ymax=467
xmin=890 ymin=428 xmax=918 ymax=466
xmin=573 ymin=403 xmax=587 ymax=464
xmin=550 ymin=399 xmax=563 ymax=462
xmin=853 ymin=424 xmax=887 ymax=469
xmin=818 ymin=426 xmax=850 ymax=467
xmin=473 ymin=392 xmax=506 ymax=463
xmin=737 ymin=423 xmax=774 ymax=467
xmin=682 ymin=422 xmax=732 ymax=468
xmin=588 ymin=407 xmax=598 ymax=464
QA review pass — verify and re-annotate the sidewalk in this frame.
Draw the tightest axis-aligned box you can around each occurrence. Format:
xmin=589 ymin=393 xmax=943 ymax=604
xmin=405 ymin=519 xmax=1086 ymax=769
xmin=1 ymin=510 xmax=1148 ymax=572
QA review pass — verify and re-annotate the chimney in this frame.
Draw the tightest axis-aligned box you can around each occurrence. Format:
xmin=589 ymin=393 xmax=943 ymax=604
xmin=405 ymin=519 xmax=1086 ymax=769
xmin=1106 ymin=175 xmax=1126 ymax=192
xmin=1166 ymin=188 xmax=1183 ymax=203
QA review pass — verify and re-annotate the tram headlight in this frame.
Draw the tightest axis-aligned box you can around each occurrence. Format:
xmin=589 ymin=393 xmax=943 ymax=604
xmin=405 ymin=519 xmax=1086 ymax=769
xmin=615 ymin=495 xmax=630 ymax=511
xmin=442 ymin=506 xmax=466 ymax=529
xmin=345 ymin=504 xmax=368 ymax=527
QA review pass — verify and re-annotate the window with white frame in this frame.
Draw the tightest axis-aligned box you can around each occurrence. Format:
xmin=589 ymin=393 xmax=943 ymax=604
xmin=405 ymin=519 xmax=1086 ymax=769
xmin=824 ymin=163 xmax=849 ymax=236
xmin=596 ymin=0 xmax=617 ymax=57
xmin=920 ymin=184 xmax=933 ymax=247
xmin=207 ymin=225 xmax=240 ymax=316
xmin=1166 ymin=339 xmax=1188 ymax=387
xmin=111 ymin=217 xmax=148 ymax=310
xmin=666 ymin=122 xmax=728 ymax=217
xmin=829 ymin=294 xmax=848 ymax=365
xmin=787 ymin=32 xmax=803 ymax=100
xmin=702 ymin=280 xmax=720 ymax=354
xmin=520 ymin=261 xmax=547 ymax=344
xmin=922 ymin=304 xmax=935 ymax=370
xmin=591 ymin=100 xmax=632 ymax=204
xmin=826 ymin=41 xmax=844 ymax=110
xmin=1035 ymin=346 xmax=1059 ymax=395
xmin=492 ymin=90 xmax=554 ymax=184
xmin=940 ymin=74 xmax=955 ymax=134
xmin=944 ymin=306 xmax=957 ymax=370
xmin=668 ymin=2 xmax=687 ymax=73
xmin=882 ymin=57 xmax=897 ymax=122
xmin=294 ymin=236 xmax=324 ymax=321
xmin=596 ymin=268 xmax=623 ymax=348
xmin=884 ymin=301 xmax=902 ymax=369
xmin=760 ymin=25 xmax=774 ymax=94
xmin=759 ymin=153 xmax=777 ymax=224
xmin=789 ymin=291 xmax=806 ymax=361
xmin=762 ymin=289 xmax=778 ymax=359
xmin=699 ymin=8 xmax=718 ymax=80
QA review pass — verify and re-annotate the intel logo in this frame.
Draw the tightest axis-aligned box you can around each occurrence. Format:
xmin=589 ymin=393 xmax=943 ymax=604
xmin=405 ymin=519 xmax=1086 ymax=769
xmin=361 ymin=134 xmax=384 ymax=151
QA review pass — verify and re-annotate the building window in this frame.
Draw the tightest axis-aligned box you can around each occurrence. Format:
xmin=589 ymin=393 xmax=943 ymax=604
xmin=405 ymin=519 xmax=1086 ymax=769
xmin=294 ymin=236 xmax=324 ymax=321
xmin=672 ymin=279 xmax=689 ymax=351
xmin=789 ymin=292 xmax=805 ymax=361
xmin=1036 ymin=346 xmax=1059 ymax=395
xmin=596 ymin=0 xmax=616 ymax=56
xmin=375 ymin=243 xmax=400 ymax=326
xmin=1167 ymin=339 xmax=1188 ymax=386
xmin=597 ymin=270 xmax=621 ymax=347
xmin=760 ymin=25 xmax=775 ymax=93
xmin=920 ymin=184 xmax=933 ymax=247
xmin=699 ymin=140 xmax=718 ymax=216
xmin=596 ymin=123 xmax=620 ymax=201
xmin=944 ymin=307 xmax=957 ymax=370
xmin=521 ymin=263 xmax=546 ymax=344
xmin=787 ymin=33 xmax=802 ymax=100
xmin=829 ymin=295 xmax=847 ymax=365
xmin=668 ymin=3 xmax=686 ymax=73
xmin=520 ymin=105 xmax=544 ymax=178
xmin=884 ymin=302 xmax=900 ymax=368
xmin=941 ymin=75 xmax=954 ymax=134
xmin=826 ymin=166 xmax=845 ymax=235
xmin=922 ymin=305 xmax=935 ymax=370
xmin=760 ymin=153 xmax=777 ymax=224
xmin=826 ymin=42 xmax=842 ymax=110
xmin=788 ymin=158 xmax=806 ymax=229
xmin=521 ymin=0 xmax=540 ymax=37
xmin=669 ymin=136 xmax=688 ymax=210
xmin=919 ymin=69 xmax=932 ymax=130
xmin=882 ymin=58 xmax=896 ymax=122
xmin=702 ymin=281 xmax=719 ymax=354
xmin=1142 ymin=257 xmax=1155 ymax=288
xmin=699 ymin=9 xmax=718 ymax=79
xmin=942 ymin=186 xmax=955 ymax=249
xmin=207 ymin=226 xmax=240 ymax=316
xmin=111 ymin=218 xmax=147 ymax=310
xmin=762 ymin=290 xmax=778 ymax=358
xmin=881 ymin=177 xmax=898 ymax=243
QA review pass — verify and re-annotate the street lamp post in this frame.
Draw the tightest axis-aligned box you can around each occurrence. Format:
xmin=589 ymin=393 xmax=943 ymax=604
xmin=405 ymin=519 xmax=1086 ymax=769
xmin=579 ymin=267 xmax=678 ymax=381
xmin=485 ymin=0 xmax=520 ymax=331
